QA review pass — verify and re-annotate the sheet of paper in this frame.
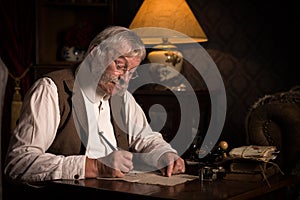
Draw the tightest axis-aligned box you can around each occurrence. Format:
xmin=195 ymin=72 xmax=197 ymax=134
xmin=97 ymin=172 xmax=199 ymax=186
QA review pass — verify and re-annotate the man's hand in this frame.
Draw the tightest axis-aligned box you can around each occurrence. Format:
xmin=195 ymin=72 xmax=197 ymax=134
xmin=86 ymin=150 xmax=133 ymax=178
xmin=98 ymin=150 xmax=133 ymax=178
xmin=158 ymin=152 xmax=185 ymax=177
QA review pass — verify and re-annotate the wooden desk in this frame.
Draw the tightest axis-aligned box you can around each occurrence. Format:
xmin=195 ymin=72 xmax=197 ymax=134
xmin=34 ymin=174 xmax=298 ymax=200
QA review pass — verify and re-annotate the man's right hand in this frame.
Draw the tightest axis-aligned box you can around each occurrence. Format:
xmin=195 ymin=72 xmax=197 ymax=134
xmin=96 ymin=150 xmax=133 ymax=178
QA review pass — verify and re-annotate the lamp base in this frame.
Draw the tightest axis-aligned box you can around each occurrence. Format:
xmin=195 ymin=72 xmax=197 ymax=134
xmin=148 ymin=48 xmax=183 ymax=82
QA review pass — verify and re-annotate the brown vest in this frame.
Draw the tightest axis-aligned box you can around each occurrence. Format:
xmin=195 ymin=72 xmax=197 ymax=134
xmin=44 ymin=67 xmax=129 ymax=156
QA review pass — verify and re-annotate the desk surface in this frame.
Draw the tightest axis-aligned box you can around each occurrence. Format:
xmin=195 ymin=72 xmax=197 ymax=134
xmin=47 ymin=174 xmax=299 ymax=200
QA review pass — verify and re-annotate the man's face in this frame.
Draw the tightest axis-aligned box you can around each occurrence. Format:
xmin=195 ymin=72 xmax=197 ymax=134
xmin=98 ymin=55 xmax=141 ymax=96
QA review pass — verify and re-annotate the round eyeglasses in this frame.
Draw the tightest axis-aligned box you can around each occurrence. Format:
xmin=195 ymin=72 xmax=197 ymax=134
xmin=114 ymin=59 xmax=139 ymax=80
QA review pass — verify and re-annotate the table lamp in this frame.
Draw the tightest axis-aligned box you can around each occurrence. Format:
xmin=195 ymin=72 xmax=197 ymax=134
xmin=129 ymin=0 xmax=208 ymax=86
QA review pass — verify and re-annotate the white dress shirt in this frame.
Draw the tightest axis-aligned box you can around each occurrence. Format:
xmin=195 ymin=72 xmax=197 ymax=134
xmin=83 ymin=92 xmax=117 ymax=158
xmin=4 ymin=77 xmax=176 ymax=182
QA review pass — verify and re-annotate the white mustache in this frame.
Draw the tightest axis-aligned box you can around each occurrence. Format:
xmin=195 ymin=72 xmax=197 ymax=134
xmin=102 ymin=73 xmax=128 ymax=91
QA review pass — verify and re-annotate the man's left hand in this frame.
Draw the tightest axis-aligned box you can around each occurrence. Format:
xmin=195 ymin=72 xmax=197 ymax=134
xmin=158 ymin=152 xmax=185 ymax=177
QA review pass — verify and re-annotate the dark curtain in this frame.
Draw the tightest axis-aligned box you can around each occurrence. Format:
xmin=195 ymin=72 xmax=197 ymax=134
xmin=0 ymin=0 xmax=35 ymax=199
xmin=0 ymin=0 xmax=35 ymax=92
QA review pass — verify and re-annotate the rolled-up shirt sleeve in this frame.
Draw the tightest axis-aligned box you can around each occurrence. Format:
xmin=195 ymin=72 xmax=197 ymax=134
xmin=4 ymin=77 xmax=86 ymax=183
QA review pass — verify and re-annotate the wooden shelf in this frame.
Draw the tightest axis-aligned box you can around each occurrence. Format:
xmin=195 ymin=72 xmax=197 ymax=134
xmin=32 ymin=63 xmax=76 ymax=80
xmin=35 ymin=0 xmax=115 ymax=65
xmin=43 ymin=0 xmax=110 ymax=7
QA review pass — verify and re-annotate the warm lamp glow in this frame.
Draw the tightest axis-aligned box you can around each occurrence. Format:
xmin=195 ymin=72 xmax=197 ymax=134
xmin=129 ymin=0 xmax=208 ymax=44
xmin=129 ymin=0 xmax=208 ymax=89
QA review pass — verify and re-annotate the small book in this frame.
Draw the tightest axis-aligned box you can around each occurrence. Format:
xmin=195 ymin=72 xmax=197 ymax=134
xmin=224 ymin=164 xmax=280 ymax=182
xmin=229 ymin=160 xmax=272 ymax=174
xmin=224 ymin=159 xmax=283 ymax=183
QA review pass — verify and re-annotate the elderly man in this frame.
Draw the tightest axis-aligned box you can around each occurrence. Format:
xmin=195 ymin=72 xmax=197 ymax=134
xmin=4 ymin=26 xmax=185 ymax=184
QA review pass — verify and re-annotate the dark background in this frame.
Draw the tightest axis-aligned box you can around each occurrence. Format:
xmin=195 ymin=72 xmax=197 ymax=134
xmin=116 ymin=0 xmax=299 ymax=147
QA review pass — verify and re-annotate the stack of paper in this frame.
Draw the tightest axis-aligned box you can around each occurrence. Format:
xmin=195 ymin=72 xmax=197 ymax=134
xmin=229 ymin=145 xmax=278 ymax=162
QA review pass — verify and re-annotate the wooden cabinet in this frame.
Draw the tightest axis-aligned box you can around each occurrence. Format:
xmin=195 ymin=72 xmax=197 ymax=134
xmin=133 ymin=89 xmax=211 ymax=157
xmin=34 ymin=0 xmax=116 ymax=79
